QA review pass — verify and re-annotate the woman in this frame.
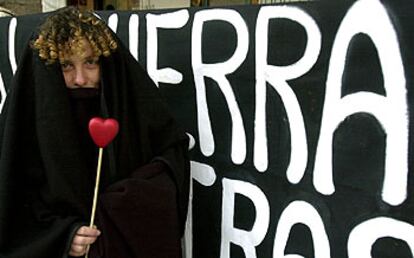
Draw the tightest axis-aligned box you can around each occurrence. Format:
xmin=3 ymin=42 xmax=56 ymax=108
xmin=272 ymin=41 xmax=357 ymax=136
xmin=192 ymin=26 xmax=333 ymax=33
xmin=0 ymin=6 xmax=189 ymax=258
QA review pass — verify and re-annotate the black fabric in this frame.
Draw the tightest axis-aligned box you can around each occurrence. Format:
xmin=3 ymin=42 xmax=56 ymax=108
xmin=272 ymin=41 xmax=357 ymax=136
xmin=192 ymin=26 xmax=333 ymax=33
xmin=68 ymin=87 xmax=101 ymax=174
xmin=0 ymin=27 xmax=190 ymax=257
xmin=89 ymin=161 xmax=182 ymax=258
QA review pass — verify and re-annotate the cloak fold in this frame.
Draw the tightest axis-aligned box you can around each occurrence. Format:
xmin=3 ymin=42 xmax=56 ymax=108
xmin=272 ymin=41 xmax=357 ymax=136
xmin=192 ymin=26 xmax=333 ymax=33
xmin=89 ymin=161 xmax=182 ymax=258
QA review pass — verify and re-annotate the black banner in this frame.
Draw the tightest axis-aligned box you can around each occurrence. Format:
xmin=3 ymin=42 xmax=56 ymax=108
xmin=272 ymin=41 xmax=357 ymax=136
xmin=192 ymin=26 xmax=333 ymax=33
xmin=1 ymin=1 xmax=414 ymax=257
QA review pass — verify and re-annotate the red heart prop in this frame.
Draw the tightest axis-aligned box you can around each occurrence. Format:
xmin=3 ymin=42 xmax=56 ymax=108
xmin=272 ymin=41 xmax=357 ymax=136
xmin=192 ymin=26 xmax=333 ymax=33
xmin=88 ymin=117 xmax=119 ymax=148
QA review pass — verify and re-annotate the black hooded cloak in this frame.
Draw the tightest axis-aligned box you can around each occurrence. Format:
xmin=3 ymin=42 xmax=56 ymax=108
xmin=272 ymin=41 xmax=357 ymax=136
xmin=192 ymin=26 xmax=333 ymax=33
xmin=0 ymin=20 xmax=190 ymax=258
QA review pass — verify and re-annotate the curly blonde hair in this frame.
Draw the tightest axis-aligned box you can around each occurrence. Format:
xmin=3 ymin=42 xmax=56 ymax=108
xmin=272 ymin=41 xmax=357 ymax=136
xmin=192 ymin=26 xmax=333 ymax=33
xmin=32 ymin=6 xmax=118 ymax=64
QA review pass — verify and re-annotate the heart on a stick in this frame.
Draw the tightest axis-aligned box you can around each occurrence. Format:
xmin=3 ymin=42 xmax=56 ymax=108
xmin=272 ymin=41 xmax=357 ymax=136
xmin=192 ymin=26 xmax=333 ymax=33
xmin=88 ymin=117 xmax=119 ymax=148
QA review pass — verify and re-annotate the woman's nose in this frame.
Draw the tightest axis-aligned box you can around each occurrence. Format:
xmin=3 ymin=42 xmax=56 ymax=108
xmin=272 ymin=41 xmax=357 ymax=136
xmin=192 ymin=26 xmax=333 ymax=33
xmin=74 ymin=67 xmax=87 ymax=86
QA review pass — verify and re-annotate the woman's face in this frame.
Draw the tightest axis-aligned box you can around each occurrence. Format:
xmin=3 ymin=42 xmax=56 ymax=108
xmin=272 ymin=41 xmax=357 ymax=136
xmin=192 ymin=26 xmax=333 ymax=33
xmin=60 ymin=39 xmax=100 ymax=89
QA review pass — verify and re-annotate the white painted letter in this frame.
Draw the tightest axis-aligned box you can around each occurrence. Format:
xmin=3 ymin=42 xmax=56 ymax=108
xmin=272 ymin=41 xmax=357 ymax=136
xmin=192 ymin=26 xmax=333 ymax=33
xmin=273 ymin=200 xmax=331 ymax=258
xmin=8 ymin=17 xmax=17 ymax=75
xmin=313 ymin=0 xmax=408 ymax=206
xmin=146 ymin=10 xmax=189 ymax=86
xmin=184 ymin=159 xmax=217 ymax=258
xmin=254 ymin=6 xmax=321 ymax=184
xmin=348 ymin=217 xmax=414 ymax=257
xmin=129 ymin=14 xmax=139 ymax=60
xmin=192 ymin=9 xmax=248 ymax=165
xmin=108 ymin=13 xmax=118 ymax=33
xmin=221 ymin=178 xmax=270 ymax=258
xmin=0 ymin=73 xmax=6 ymax=113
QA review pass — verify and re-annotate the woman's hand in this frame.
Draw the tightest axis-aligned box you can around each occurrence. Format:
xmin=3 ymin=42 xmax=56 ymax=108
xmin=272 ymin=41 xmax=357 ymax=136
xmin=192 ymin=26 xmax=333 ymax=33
xmin=69 ymin=226 xmax=101 ymax=257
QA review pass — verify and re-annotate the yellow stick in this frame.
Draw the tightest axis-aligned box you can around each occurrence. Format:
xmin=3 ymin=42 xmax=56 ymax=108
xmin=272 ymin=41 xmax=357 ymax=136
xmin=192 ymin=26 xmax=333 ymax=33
xmin=85 ymin=147 xmax=103 ymax=258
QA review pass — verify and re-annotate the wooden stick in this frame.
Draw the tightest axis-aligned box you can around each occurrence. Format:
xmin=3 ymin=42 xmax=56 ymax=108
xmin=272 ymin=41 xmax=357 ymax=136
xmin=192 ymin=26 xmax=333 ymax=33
xmin=85 ymin=147 xmax=103 ymax=258
xmin=89 ymin=147 xmax=103 ymax=227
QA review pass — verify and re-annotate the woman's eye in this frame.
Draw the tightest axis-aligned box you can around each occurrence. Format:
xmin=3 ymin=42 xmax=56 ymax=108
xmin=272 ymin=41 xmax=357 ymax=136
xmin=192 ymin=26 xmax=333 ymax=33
xmin=60 ymin=62 xmax=73 ymax=71
xmin=85 ymin=59 xmax=99 ymax=66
